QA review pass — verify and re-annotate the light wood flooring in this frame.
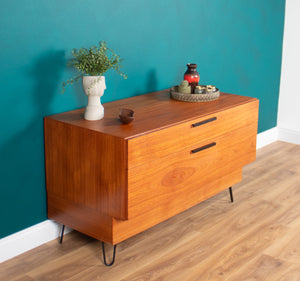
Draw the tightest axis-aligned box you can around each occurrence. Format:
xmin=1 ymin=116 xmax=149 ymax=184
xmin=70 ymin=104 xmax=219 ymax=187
xmin=1 ymin=141 xmax=300 ymax=281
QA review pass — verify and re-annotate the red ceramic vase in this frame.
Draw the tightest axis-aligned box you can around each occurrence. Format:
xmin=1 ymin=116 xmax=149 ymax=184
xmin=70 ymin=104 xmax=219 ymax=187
xmin=184 ymin=63 xmax=200 ymax=93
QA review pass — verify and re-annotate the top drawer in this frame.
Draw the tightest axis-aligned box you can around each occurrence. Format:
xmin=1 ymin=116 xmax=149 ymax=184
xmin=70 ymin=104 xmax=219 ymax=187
xmin=128 ymin=100 xmax=258 ymax=168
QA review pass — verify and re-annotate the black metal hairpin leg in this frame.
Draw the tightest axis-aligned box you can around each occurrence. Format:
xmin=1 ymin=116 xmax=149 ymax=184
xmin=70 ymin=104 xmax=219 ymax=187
xmin=59 ymin=224 xmax=65 ymax=244
xmin=102 ymin=242 xmax=117 ymax=266
xmin=229 ymin=187 xmax=234 ymax=203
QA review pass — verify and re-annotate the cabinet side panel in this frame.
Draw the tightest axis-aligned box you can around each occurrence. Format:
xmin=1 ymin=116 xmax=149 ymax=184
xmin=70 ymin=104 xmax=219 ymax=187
xmin=44 ymin=117 xmax=127 ymax=221
xmin=48 ymin=194 xmax=114 ymax=243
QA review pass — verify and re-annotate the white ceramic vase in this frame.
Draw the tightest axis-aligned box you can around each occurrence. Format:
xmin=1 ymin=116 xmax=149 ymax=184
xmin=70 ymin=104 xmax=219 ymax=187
xmin=82 ymin=76 xmax=106 ymax=120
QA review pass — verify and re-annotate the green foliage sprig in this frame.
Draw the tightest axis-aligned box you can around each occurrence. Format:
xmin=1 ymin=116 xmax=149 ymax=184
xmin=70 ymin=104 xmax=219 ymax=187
xmin=62 ymin=41 xmax=127 ymax=93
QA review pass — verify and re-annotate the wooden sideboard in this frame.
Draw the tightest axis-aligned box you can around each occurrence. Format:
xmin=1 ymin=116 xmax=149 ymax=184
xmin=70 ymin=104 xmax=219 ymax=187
xmin=44 ymin=89 xmax=259 ymax=246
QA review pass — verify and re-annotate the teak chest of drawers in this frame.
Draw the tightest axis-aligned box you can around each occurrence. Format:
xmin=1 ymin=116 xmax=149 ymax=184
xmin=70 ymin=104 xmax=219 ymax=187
xmin=44 ymin=90 xmax=259 ymax=249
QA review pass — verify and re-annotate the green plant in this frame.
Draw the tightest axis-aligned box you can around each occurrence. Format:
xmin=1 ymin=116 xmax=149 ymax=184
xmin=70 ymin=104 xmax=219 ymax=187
xmin=62 ymin=41 xmax=127 ymax=93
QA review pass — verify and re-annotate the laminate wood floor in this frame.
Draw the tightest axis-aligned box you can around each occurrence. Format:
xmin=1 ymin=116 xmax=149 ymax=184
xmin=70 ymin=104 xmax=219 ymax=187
xmin=1 ymin=141 xmax=300 ymax=281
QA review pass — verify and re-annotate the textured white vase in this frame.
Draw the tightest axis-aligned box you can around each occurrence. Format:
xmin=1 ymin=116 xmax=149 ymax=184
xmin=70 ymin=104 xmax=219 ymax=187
xmin=82 ymin=76 xmax=106 ymax=120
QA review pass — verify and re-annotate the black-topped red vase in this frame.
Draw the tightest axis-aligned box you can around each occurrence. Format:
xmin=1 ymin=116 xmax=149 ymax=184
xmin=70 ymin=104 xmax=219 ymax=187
xmin=184 ymin=63 xmax=200 ymax=93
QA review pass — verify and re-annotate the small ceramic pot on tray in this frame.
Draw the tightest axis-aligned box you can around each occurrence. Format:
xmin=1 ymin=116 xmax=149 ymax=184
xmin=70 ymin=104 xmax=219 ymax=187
xmin=170 ymin=85 xmax=220 ymax=102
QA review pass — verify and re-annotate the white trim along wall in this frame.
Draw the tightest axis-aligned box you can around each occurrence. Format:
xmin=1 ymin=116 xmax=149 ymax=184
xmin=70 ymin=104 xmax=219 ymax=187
xmin=0 ymin=221 xmax=72 ymax=263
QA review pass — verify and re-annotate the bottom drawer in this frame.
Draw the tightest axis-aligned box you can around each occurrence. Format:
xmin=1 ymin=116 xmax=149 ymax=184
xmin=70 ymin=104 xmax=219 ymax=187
xmin=127 ymin=123 xmax=257 ymax=219
xmin=113 ymin=169 xmax=241 ymax=244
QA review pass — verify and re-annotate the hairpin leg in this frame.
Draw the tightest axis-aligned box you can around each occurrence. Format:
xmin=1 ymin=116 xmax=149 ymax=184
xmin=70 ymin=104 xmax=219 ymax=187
xmin=229 ymin=187 xmax=234 ymax=203
xmin=102 ymin=242 xmax=117 ymax=266
xmin=59 ymin=224 xmax=65 ymax=244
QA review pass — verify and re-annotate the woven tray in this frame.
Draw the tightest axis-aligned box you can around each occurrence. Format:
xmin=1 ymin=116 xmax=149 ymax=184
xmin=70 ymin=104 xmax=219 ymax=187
xmin=170 ymin=86 xmax=220 ymax=102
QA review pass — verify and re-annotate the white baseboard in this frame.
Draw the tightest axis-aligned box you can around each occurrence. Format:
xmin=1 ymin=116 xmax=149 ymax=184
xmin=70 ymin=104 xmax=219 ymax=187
xmin=256 ymin=127 xmax=278 ymax=149
xmin=0 ymin=220 xmax=72 ymax=263
xmin=278 ymin=127 xmax=300 ymax=145
xmin=0 ymin=126 xmax=296 ymax=264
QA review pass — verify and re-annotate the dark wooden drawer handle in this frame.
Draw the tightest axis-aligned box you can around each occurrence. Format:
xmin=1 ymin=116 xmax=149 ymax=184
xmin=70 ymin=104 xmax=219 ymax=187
xmin=191 ymin=142 xmax=216 ymax=154
xmin=192 ymin=117 xmax=217 ymax=127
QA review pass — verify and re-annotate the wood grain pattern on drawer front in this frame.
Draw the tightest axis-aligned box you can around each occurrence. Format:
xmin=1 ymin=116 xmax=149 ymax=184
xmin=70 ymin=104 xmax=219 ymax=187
xmin=127 ymin=122 xmax=257 ymax=219
xmin=128 ymin=99 xmax=258 ymax=168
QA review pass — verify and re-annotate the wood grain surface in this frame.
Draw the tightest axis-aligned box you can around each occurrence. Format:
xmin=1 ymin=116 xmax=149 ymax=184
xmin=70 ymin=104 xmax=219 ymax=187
xmin=46 ymin=90 xmax=257 ymax=139
xmin=127 ymin=123 xmax=257 ymax=218
xmin=44 ymin=118 xmax=128 ymax=221
xmin=44 ymin=90 xmax=258 ymax=245
xmin=1 ymin=141 xmax=299 ymax=281
xmin=128 ymin=99 xmax=258 ymax=168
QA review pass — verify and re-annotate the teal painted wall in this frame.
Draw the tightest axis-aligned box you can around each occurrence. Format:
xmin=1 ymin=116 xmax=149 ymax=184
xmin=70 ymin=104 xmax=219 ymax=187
xmin=0 ymin=0 xmax=285 ymax=238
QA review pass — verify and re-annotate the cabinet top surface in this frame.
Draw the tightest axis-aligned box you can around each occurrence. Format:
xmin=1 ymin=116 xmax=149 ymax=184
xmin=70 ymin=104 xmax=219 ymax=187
xmin=45 ymin=90 xmax=258 ymax=139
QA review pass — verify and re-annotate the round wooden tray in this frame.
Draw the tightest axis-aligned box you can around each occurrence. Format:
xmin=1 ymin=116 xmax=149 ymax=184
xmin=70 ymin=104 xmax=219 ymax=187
xmin=170 ymin=86 xmax=220 ymax=102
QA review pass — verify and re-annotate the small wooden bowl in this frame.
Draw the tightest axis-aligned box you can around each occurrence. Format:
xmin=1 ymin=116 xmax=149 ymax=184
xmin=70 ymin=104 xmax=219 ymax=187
xmin=119 ymin=108 xmax=134 ymax=124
